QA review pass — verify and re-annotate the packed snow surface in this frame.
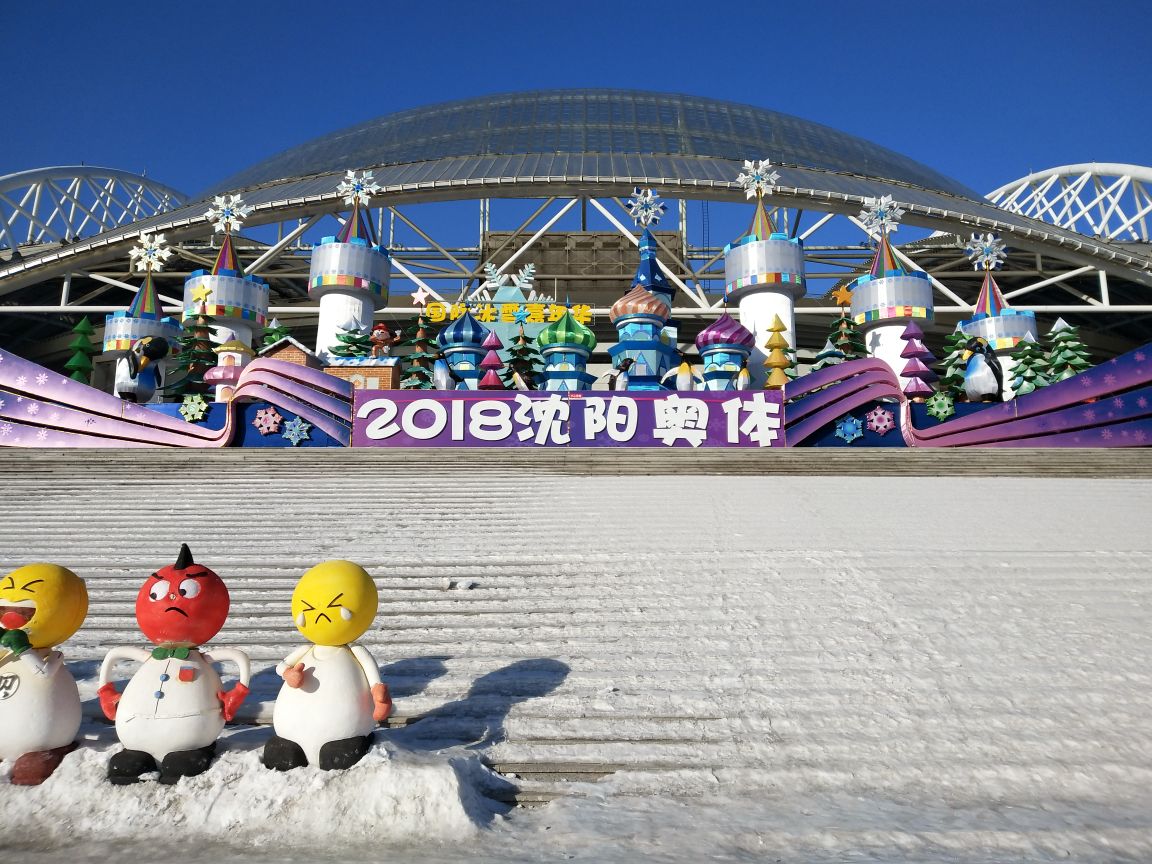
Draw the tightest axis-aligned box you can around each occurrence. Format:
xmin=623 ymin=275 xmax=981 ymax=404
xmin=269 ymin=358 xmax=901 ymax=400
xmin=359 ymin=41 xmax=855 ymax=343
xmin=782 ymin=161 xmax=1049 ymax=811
xmin=1 ymin=454 xmax=1150 ymax=862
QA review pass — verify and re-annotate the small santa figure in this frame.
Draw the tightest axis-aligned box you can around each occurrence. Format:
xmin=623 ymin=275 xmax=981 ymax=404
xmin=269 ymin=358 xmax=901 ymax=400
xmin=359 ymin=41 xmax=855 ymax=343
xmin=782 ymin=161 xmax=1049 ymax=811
xmin=370 ymin=322 xmax=396 ymax=359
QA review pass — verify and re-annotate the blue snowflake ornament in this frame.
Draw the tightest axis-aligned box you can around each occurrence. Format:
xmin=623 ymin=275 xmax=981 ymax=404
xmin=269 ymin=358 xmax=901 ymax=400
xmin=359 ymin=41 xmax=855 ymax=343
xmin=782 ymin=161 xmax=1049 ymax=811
xmin=282 ymin=416 xmax=312 ymax=446
xmin=834 ymin=414 xmax=864 ymax=444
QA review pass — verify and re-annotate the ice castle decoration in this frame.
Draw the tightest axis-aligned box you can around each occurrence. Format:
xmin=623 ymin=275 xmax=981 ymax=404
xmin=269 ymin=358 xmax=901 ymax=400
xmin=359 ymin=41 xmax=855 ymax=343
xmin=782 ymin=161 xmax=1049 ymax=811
xmin=723 ymin=160 xmax=805 ymax=386
xmin=958 ymin=233 xmax=1037 ymax=396
xmin=183 ymin=195 xmax=269 ymax=347
xmin=309 ymin=171 xmax=390 ymax=362
xmin=848 ymin=195 xmax=933 ymax=383
xmin=694 ymin=312 xmax=756 ymax=391
xmin=436 ymin=308 xmax=491 ymax=390
xmin=103 ymin=232 xmax=182 ymax=355
xmin=536 ymin=306 xmax=598 ymax=391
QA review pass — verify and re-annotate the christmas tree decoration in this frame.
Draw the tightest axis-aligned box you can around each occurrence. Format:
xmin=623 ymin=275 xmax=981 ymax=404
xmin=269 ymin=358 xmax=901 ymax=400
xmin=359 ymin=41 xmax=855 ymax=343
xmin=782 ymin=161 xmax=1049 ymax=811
xmin=252 ymin=406 xmax=284 ymax=436
xmin=98 ymin=545 xmax=249 ymax=785
xmin=262 ymin=318 xmax=292 ymax=347
xmin=936 ymin=329 xmax=971 ymax=398
xmin=310 ymin=171 xmax=390 ymax=362
xmin=724 ymin=158 xmax=805 ymax=387
xmin=1046 ymin=318 xmax=1094 ymax=381
xmin=834 ymin=414 xmax=864 ymax=443
xmin=0 ymin=563 xmax=88 ymax=785
xmin=327 ymin=318 xmax=373 ymax=361
xmin=925 ymin=390 xmax=956 ymax=420
xmin=899 ymin=320 xmax=938 ymax=400
xmin=63 ymin=318 xmax=99 ymax=383
xmin=695 ymin=311 xmax=756 ymax=391
xmin=849 ymin=197 xmax=933 ymax=380
xmin=502 ymin=323 xmax=544 ymax=390
xmin=172 ymin=290 xmax=219 ymax=397
xmin=763 ymin=315 xmax=792 ymax=391
xmin=810 ymin=338 xmax=846 ymax=373
xmin=282 ymin=416 xmax=312 ymax=446
xmin=1008 ymin=337 xmax=1052 ymax=396
xmin=477 ymin=331 xmax=506 ymax=390
xmin=398 ymin=311 xmax=441 ymax=390
xmin=865 ymin=406 xmax=895 ymax=436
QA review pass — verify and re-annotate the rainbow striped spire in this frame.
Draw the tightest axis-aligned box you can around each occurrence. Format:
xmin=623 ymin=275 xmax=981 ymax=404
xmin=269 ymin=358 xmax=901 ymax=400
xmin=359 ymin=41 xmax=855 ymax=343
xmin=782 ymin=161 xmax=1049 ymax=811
xmin=972 ymin=269 xmax=1009 ymax=318
xmin=868 ymin=231 xmax=901 ymax=278
xmin=211 ymin=231 xmax=238 ymax=275
xmin=126 ymin=270 xmax=162 ymax=319
xmin=337 ymin=202 xmax=378 ymax=245
xmin=746 ymin=194 xmax=777 ymax=241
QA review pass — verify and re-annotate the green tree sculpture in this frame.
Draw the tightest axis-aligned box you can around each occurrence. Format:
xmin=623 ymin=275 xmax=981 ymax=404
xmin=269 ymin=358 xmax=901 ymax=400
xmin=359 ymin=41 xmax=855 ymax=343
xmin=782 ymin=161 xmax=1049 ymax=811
xmin=501 ymin=324 xmax=543 ymax=390
xmin=1009 ymin=337 xmax=1051 ymax=396
xmin=171 ymin=305 xmax=217 ymax=395
xmin=937 ymin=329 xmax=970 ymax=398
xmin=399 ymin=311 xmax=440 ymax=389
xmin=63 ymin=317 xmax=99 ymax=383
xmin=1046 ymin=320 xmax=1093 ymax=382
xmin=328 ymin=322 xmax=372 ymax=360
xmin=262 ymin=317 xmax=292 ymax=347
xmin=830 ymin=309 xmax=867 ymax=361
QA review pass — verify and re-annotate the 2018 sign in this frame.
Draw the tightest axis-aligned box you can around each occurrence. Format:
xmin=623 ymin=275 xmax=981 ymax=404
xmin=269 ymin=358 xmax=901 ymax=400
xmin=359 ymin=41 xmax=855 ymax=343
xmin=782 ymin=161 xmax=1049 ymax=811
xmin=352 ymin=391 xmax=784 ymax=448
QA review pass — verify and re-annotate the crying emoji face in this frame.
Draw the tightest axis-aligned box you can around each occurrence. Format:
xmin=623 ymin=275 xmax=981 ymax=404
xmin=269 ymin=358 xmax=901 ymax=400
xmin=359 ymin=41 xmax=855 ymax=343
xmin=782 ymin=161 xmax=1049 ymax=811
xmin=290 ymin=561 xmax=378 ymax=646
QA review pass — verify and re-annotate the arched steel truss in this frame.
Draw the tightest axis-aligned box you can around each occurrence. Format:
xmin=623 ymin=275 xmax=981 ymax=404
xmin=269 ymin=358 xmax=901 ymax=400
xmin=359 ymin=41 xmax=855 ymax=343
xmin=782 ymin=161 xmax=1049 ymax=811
xmin=0 ymin=166 xmax=187 ymax=253
xmin=988 ymin=164 xmax=1152 ymax=243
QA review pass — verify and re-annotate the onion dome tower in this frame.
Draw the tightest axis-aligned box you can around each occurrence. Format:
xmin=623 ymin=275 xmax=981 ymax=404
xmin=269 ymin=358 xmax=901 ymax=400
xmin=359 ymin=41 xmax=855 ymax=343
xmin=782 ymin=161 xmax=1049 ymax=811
xmin=848 ymin=195 xmax=933 ymax=382
xmin=606 ymin=189 xmax=680 ymax=390
xmin=695 ymin=311 xmax=756 ymax=391
xmin=309 ymin=170 xmax=390 ymax=362
xmin=104 ymin=232 xmax=183 ymax=358
xmin=183 ymin=195 xmax=269 ymax=348
xmin=958 ymin=233 xmax=1037 ymax=397
xmin=723 ymin=160 xmax=805 ymax=387
xmin=537 ymin=306 xmax=598 ymax=391
xmin=436 ymin=308 xmax=491 ymax=389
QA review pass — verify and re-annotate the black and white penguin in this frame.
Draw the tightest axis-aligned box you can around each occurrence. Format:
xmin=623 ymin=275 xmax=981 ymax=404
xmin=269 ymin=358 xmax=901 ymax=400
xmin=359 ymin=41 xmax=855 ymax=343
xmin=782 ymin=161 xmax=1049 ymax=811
xmin=600 ymin=357 xmax=635 ymax=391
xmin=115 ymin=337 xmax=169 ymax=403
xmin=962 ymin=337 xmax=1003 ymax=402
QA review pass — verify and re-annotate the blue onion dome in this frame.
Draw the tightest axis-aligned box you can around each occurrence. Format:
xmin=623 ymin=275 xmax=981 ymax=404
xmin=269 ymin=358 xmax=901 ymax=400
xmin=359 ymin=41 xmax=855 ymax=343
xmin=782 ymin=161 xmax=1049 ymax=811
xmin=609 ymin=285 xmax=670 ymax=324
xmin=437 ymin=309 xmax=490 ymax=348
xmin=696 ymin=312 xmax=755 ymax=351
xmin=537 ymin=308 xmax=597 ymax=352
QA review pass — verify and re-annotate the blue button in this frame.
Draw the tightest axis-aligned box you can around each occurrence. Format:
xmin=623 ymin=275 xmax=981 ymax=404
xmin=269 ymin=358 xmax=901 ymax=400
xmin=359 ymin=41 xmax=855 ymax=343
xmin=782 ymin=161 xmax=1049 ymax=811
xmin=159 ymin=674 xmax=170 ymax=682
xmin=154 ymin=691 xmax=164 ymax=699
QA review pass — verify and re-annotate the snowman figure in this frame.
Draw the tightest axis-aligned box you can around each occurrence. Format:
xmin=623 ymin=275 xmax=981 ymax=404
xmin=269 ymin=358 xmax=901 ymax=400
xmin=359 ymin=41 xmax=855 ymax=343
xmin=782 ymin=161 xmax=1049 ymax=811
xmin=263 ymin=560 xmax=391 ymax=771
xmin=0 ymin=563 xmax=89 ymax=785
xmin=97 ymin=545 xmax=250 ymax=784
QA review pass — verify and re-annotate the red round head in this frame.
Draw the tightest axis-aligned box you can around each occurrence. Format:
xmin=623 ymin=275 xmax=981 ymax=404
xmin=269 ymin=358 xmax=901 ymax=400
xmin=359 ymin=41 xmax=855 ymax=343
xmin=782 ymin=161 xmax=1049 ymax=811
xmin=134 ymin=544 xmax=229 ymax=647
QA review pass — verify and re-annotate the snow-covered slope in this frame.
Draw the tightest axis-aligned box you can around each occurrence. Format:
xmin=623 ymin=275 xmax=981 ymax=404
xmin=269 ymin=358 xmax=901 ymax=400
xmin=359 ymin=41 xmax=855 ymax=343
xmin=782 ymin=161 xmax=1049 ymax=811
xmin=1 ymin=449 xmax=1150 ymax=862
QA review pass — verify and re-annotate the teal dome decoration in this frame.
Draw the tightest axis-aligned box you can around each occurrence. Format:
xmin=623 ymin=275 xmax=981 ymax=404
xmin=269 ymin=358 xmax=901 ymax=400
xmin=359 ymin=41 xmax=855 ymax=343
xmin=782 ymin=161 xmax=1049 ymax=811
xmin=537 ymin=308 xmax=597 ymax=352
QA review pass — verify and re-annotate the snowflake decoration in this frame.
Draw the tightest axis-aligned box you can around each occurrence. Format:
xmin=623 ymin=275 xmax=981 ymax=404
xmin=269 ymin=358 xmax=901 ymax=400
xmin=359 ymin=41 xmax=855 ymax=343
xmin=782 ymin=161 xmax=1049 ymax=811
xmin=336 ymin=170 xmax=381 ymax=207
xmin=26 ymin=403 xmax=39 ymax=416
xmin=925 ymin=391 xmax=955 ymax=421
xmin=834 ymin=414 xmax=864 ymax=444
xmin=282 ymin=416 xmax=312 ymax=447
xmin=129 ymin=232 xmax=173 ymax=273
xmin=511 ymin=263 xmax=536 ymax=291
xmin=205 ymin=194 xmax=252 ymax=234
xmin=0 ymin=398 xmax=4 ymax=410
xmin=626 ymin=187 xmax=667 ymax=227
xmin=859 ymin=195 xmax=905 ymax=235
xmin=1101 ymin=429 xmax=1113 ymax=440
xmin=736 ymin=159 xmax=780 ymax=199
xmin=35 ymin=373 xmax=47 ymax=386
xmin=36 ymin=429 xmax=47 ymax=441
xmin=252 ymin=406 xmax=283 ymax=436
xmin=482 ymin=262 xmax=510 ymax=290
xmin=0 ymin=422 xmax=10 ymax=437
xmin=965 ymin=233 xmax=1007 ymax=271
xmin=865 ymin=406 xmax=895 ymax=436
xmin=15 ymin=375 xmax=26 ymax=387
xmin=179 ymin=393 xmax=210 ymax=423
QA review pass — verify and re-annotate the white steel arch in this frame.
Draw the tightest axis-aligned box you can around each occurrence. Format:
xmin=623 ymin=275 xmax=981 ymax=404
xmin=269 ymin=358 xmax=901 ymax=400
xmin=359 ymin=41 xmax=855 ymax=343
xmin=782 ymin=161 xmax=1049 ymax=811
xmin=0 ymin=166 xmax=187 ymax=252
xmin=988 ymin=163 xmax=1152 ymax=243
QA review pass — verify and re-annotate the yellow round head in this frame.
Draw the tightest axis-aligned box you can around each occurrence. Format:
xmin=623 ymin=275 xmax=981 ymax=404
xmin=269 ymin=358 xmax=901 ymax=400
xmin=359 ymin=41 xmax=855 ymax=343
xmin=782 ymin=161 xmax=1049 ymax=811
xmin=0 ymin=563 xmax=88 ymax=648
xmin=290 ymin=560 xmax=378 ymax=646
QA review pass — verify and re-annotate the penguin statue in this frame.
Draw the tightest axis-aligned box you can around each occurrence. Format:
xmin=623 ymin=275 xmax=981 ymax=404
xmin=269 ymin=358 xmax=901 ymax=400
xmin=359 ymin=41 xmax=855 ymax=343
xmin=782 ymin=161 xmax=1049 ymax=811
xmin=432 ymin=358 xmax=461 ymax=391
xmin=263 ymin=561 xmax=391 ymax=772
xmin=660 ymin=355 xmax=698 ymax=391
xmin=0 ymin=563 xmax=88 ymax=785
xmin=962 ymin=337 xmax=1004 ymax=402
xmin=599 ymin=357 xmax=634 ymax=391
xmin=733 ymin=359 xmax=752 ymax=391
xmin=97 ymin=545 xmax=250 ymax=785
xmin=114 ymin=336 xmax=170 ymax=403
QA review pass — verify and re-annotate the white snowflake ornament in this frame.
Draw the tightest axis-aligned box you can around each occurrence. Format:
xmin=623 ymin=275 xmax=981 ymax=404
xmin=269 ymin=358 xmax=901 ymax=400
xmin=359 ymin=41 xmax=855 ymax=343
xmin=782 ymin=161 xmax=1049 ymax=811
xmin=965 ymin=233 xmax=1007 ymax=271
xmin=482 ymin=262 xmax=510 ymax=290
xmin=626 ymin=188 xmax=667 ymax=227
xmin=205 ymin=194 xmax=253 ymax=234
xmin=859 ymin=195 xmax=906 ymax=235
xmin=336 ymin=170 xmax=382 ymax=207
xmin=736 ymin=159 xmax=780 ymax=199
xmin=179 ymin=393 xmax=210 ymax=423
xmin=129 ymin=232 xmax=173 ymax=273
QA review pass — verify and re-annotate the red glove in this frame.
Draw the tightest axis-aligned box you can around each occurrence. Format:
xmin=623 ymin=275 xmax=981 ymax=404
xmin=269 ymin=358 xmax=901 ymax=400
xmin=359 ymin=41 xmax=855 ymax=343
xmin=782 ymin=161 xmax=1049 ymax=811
xmin=217 ymin=682 xmax=249 ymax=722
xmin=97 ymin=682 xmax=121 ymax=721
xmin=371 ymin=682 xmax=392 ymax=723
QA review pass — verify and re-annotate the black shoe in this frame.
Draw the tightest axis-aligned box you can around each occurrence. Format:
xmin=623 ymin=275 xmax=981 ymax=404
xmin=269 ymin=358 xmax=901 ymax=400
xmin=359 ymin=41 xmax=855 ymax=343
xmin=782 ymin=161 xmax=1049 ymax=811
xmin=262 ymin=734 xmax=308 ymax=772
xmin=158 ymin=742 xmax=217 ymax=784
xmin=318 ymin=733 xmax=374 ymax=771
xmin=108 ymin=749 xmax=157 ymax=785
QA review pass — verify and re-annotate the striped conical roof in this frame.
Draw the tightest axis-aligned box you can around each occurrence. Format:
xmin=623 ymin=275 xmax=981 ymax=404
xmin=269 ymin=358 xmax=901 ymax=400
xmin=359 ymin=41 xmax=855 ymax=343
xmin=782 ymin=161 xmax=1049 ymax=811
xmin=537 ymin=307 xmax=597 ymax=351
xmin=212 ymin=232 xmax=239 ymax=274
xmin=696 ymin=311 xmax=755 ymax=350
xmin=336 ymin=202 xmax=378 ymax=245
xmin=972 ymin=270 xmax=1009 ymax=317
xmin=126 ymin=270 xmax=162 ymax=319
xmin=868 ymin=231 xmax=902 ymax=278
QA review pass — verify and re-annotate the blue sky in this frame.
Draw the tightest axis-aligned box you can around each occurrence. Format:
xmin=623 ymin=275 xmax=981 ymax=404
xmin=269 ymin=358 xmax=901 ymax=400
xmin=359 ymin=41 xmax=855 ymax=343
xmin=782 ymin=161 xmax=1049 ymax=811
xmin=3 ymin=0 xmax=1148 ymax=197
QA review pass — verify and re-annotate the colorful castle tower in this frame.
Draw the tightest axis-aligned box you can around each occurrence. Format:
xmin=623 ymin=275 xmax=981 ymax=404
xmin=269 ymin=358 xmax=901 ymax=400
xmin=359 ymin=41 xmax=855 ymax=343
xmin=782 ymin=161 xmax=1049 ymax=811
xmin=958 ymin=234 xmax=1037 ymax=397
xmin=723 ymin=160 xmax=805 ymax=387
xmin=203 ymin=338 xmax=255 ymax=403
xmin=848 ymin=195 xmax=933 ymax=385
xmin=537 ymin=307 xmax=598 ymax=391
xmin=103 ymin=232 xmax=182 ymax=396
xmin=695 ymin=312 xmax=756 ymax=391
xmin=436 ymin=309 xmax=491 ymax=390
xmin=310 ymin=171 xmax=390 ymax=362
xmin=183 ymin=195 xmax=269 ymax=348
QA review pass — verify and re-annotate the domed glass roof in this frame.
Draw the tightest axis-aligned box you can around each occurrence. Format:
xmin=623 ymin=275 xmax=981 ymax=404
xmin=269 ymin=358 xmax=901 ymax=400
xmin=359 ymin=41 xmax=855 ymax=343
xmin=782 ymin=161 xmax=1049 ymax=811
xmin=208 ymin=89 xmax=977 ymax=199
